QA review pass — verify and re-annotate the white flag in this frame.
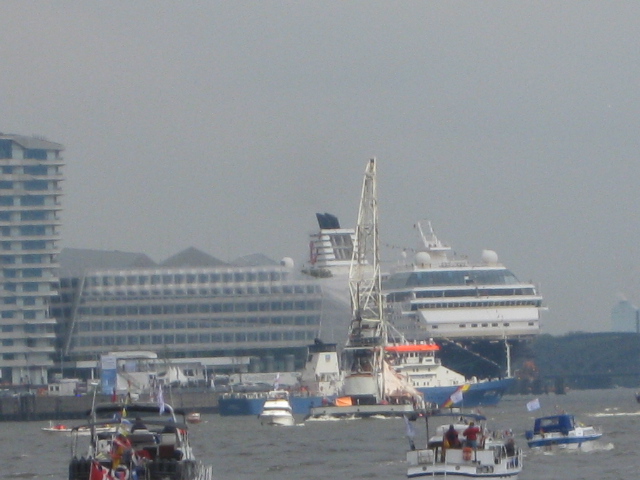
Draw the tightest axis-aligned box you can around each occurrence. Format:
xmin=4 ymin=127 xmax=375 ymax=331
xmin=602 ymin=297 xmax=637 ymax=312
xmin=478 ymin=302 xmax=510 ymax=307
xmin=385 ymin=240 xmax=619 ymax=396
xmin=274 ymin=373 xmax=281 ymax=390
xmin=450 ymin=389 xmax=464 ymax=404
xmin=157 ymin=385 xmax=165 ymax=414
xmin=404 ymin=415 xmax=415 ymax=438
xmin=526 ymin=398 xmax=540 ymax=412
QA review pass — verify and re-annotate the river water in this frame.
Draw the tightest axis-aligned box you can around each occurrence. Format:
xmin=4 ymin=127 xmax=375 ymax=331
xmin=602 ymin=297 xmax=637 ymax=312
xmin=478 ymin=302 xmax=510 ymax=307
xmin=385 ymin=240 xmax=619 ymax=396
xmin=2 ymin=387 xmax=638 ymax=479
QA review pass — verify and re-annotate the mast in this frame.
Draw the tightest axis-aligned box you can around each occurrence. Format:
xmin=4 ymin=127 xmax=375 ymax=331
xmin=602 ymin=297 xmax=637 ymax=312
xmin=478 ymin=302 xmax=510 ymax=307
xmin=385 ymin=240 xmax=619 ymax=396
xmin=342 ymin=158 xmax=385 ymax=399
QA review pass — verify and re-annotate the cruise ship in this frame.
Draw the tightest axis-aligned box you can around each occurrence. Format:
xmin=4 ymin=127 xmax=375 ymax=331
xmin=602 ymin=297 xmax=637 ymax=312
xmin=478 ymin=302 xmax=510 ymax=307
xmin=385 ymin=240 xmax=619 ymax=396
xmin=381 ymin=222 xmax=543 ymax=380
xmin=383 ymin=221 xmax=543 ymax=343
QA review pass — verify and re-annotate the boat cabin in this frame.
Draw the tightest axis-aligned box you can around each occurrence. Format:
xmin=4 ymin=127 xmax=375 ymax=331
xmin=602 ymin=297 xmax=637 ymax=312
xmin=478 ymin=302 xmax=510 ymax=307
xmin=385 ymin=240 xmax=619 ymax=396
xmin=532 ymin=414 xmax=575 ymax=435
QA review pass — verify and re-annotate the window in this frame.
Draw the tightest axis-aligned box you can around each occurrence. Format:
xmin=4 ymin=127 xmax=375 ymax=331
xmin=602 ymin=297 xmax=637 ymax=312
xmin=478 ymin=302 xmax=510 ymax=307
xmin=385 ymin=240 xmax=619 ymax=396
xmin=24 ymin=149 xmax=47 ymax=159
xmin=24 ymin=180 xmax=48 ymax=191
xmin=23 ymin=283 xmax=39 ymax=292
xmin=20 ymin=196 xmax=45 ymax=206
xmin=23 ymin=269 xmax=42 ymax=278
xmin=23 ymin=241 xmax=47 ymax=250
xmin=23 ymin=165 xmax=48 ymax=175
xmin=23 ymin=255 xmax=42 ymax=264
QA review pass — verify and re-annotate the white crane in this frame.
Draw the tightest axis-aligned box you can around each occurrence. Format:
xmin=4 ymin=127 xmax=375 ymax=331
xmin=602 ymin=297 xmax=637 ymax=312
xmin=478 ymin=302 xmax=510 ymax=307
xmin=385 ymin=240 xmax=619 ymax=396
xmin=341 ymin=158 xmax=386 ymax=400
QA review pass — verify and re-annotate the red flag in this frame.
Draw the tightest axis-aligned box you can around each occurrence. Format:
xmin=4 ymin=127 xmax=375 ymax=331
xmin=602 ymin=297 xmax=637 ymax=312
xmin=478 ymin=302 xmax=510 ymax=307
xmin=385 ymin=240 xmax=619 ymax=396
xmin=90 ymin=461 xmax=115 ymax=480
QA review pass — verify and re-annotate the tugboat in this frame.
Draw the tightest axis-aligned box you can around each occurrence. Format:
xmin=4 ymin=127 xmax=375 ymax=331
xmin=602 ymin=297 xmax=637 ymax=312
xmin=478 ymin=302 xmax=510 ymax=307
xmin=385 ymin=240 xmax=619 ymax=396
xmin=68 ymin=402 xmax=212 ymax=480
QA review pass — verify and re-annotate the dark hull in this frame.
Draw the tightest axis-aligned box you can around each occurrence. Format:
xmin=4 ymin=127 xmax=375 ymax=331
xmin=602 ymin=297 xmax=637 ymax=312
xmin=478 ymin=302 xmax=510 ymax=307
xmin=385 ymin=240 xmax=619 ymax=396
xmin=218 ymin=394 xmax=332 ymax=416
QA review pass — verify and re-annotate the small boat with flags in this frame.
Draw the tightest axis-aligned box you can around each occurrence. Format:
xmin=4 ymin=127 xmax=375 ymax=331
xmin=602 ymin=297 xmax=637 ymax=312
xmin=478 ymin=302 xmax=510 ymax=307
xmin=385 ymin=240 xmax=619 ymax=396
xmin=67 ymin=399 xmax=212 ymax=480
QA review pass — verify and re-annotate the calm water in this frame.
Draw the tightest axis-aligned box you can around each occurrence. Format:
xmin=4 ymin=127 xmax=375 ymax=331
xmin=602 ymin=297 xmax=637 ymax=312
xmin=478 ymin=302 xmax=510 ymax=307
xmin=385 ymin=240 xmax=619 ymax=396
xmin=2 ymin=387 xmax=639 ymax=479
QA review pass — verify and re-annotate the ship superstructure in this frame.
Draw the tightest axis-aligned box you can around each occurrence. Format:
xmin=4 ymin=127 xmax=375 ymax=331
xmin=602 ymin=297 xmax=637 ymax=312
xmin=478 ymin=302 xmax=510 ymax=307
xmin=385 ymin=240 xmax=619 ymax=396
xmin=383 ymin=222 xmax=543 ymax=342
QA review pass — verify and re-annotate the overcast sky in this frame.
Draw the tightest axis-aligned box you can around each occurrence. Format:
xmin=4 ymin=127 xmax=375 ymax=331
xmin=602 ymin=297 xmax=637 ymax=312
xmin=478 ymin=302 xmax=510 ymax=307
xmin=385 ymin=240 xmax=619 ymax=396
xmin=2 ymin=2 xmax=640 ymax=335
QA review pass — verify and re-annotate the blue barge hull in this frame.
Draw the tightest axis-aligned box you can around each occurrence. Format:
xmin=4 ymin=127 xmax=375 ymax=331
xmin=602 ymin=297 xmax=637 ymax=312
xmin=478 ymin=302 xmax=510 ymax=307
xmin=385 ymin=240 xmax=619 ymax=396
xmin=218 ymin=378 xmax=515 ymax=416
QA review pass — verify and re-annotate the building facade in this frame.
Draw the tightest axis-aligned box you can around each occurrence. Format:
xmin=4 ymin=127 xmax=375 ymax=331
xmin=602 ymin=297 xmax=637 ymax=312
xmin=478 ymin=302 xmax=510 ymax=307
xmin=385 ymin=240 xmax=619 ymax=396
xmin=0 ymin=134 xmax=64 ymax=385
xmin=52 ymin=249 xmax=325 ymax=379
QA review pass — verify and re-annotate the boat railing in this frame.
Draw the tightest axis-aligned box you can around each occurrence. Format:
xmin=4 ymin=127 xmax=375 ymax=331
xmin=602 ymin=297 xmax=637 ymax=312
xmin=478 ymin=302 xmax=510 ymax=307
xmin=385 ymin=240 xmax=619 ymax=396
xmin=407 ymin=448 xmax=435 ymax=466
xmin=220 ymin=391 xmax=269 ymax=400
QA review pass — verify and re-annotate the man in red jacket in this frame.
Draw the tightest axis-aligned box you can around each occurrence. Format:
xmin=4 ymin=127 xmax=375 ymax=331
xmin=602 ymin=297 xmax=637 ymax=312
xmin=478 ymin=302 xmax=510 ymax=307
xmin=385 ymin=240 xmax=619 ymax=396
xmin=463 ymin=421 xmax=481 ymax=449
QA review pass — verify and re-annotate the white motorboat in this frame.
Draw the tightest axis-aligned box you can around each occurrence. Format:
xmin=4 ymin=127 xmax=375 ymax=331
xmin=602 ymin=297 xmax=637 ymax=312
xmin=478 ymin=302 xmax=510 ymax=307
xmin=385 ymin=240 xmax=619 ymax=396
xmin=259 ymin=390 xmax=295 ymax=426
xmin=67 ymin=402 xmax=212 ymax=480
xmin=525 ymin=413 xmax=602 ymax=449
xmin=406 ymin=413 xmax=523 ymax=479
xmin=186 ymin=412 xmax=202 ymax=424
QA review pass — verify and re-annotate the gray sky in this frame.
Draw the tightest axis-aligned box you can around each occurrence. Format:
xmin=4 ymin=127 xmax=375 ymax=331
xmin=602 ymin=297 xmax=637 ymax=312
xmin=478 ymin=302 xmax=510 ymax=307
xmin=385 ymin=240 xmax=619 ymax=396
xmin=2 ymin=2 xmax=639 ymax=335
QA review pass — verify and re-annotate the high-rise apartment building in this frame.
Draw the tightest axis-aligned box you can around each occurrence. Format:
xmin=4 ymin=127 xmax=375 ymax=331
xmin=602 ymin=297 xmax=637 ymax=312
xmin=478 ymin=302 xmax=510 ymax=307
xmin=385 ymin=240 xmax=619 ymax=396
xmin=0 ymin=133 xmax=64 ymax=385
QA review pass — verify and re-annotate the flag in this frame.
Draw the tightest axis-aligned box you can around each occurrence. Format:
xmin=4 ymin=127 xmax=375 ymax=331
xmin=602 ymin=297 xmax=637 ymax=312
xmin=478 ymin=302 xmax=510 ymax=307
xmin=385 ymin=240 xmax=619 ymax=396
xmin=90 ymin=461 xmax=115 ymax=480
xmin=450 ymin=389 xmax=464 ymax=404
xmin=273 ymin=372 xmax=281 ymax=390
xmin=403 ymin=415 xmax=416 ymax=451
xmin=403 ymin=415 xmax=415 ymax=439
xmin=526 ymin=398 xmax=541 ymax=412
xmin=157 ymin=384 xmax=165 ymax=414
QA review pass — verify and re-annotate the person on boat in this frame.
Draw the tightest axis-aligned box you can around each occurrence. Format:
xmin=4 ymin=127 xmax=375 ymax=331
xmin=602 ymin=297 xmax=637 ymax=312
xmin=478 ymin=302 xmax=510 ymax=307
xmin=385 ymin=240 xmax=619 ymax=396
xmin=443 ymin=425 xmax=461 ymax=448
xmin=131 ymin=416 xmax=148 ymax=432
xmin=504 ymin=437 xmax=516 ymax=456
xmin=162 ymin=418 xmax=177 ymax=433
xmin=463 ymin=421 xmax=481 ymax=449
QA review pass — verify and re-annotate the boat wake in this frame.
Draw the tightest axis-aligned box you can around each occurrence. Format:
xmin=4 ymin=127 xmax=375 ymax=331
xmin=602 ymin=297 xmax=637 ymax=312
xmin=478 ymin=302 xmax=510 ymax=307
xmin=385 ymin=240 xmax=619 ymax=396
xmin=529 ymin=440 xmax=614 ymax=454
xmin=304 ymin=415 xmax=357 ymax=422
xmin=591 ymin=410 xmax=640 ymax=418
